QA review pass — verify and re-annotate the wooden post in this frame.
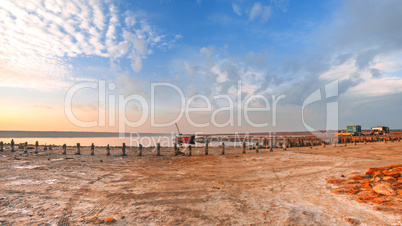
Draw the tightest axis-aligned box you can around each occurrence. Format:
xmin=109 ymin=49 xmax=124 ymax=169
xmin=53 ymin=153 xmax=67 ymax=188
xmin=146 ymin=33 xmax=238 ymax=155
xmin=49 ymin=145 xmax=52 ymax=151
xmin=242 ymin=142 xmax=246 ymax=154
xmin=90 ymin=143 xmax=95 ymax=155
xmin=44 ymin=144 xmax=47 ymax=151
xmin=321 ymin=141 xmax=325 ymax=148
xmin=35 ymin=141 xmax=39 ymax=154
xmin=188 ymin=145 xmax=192 ymax=157
xmin=62 ymin=144 xmax=67 ymax=155
xmin=256 ymin=142 xmax=259 ymax=153
xmin=11 ymin=139 xmax=15 ymax=152
xmin=122 ymin=143 xmax=127 ymax=156
xmin=0 ymin=141 xmax=3 ymax=152
xmin=354 ymin=140 xmax=357 ymax=145
xmin=384 ymin=138 xmax=386 ymax=143
xmin=157 ymin=143 xmax=161 ymax=156
xmin=106 ymin=144 xmax=110 ymax=156
xmin=75 ymin=143 xmax=81 ymax=155
xmin=174 ymin=143 xmax=177 ymax=156
xmin=24 ymin=142 xmax=28 ymax=153
xmin=270 ymin=141 xmax=273 ymax=152
xmin=139 ymin=144 xmax=143 ymax=156
xmin=221 ymin=142 xmax=225 ymax=155
xmin=263 ymin=137 xmax=267 ymax=149
xmin=205 ymin=139 xmax=209 ymax=155
xmin=283 ymin=143 xmax=286 ymax=151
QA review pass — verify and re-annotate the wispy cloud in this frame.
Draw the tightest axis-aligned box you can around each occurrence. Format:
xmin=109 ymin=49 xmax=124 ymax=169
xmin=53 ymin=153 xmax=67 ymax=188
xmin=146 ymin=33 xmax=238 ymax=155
xmin=232 ymin=3 xmax=242 ymax=16
xmin=0 ymin=0 xmax=179 ymax=91
xmin=249 ymin=2 xmax=263 ymax=21
xmin=249 ymin=2 xmax=271 ymax=22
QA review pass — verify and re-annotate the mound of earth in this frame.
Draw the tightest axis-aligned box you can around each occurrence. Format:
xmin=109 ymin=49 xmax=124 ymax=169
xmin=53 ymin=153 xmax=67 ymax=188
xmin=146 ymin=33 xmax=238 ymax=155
xmin=327 ymin=164 xmax=402 ymax=214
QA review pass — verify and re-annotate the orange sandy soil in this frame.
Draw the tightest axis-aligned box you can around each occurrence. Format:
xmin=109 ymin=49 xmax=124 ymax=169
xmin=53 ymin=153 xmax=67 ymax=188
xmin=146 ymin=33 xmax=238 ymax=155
xmin=0 ymin=141 xmax=401 ymax=225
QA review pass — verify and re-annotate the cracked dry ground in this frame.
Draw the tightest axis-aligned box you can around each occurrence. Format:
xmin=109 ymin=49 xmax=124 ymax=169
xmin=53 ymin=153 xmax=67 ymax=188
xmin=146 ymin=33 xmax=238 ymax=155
xmin=0 ymin=142 xmax=401 ymax=225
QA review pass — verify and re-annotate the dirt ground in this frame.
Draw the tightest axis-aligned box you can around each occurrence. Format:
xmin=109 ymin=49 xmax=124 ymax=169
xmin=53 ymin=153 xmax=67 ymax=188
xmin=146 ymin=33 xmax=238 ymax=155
xmin=0 ymin=141 xmax=401 ymax=225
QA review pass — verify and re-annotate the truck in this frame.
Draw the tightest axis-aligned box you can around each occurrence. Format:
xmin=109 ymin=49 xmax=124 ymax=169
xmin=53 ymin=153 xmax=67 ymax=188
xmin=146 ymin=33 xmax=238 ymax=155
xmin=338 ymin=125 xmax=362 ymax=136
xmin=370 ymin=126 xmax=390 ymax=135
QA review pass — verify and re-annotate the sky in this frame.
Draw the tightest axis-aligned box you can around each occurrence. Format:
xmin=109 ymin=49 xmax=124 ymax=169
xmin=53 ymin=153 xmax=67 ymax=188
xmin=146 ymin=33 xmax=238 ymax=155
xmin=0 ymin=0 xmax=402 ymax=134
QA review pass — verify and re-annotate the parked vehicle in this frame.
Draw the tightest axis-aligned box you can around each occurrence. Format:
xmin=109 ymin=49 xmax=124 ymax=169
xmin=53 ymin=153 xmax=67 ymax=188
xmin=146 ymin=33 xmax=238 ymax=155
xmin=338 ymin=125 xmax=362 ymax=136
xmin=370 ymin=126 xmax=390 ymax=135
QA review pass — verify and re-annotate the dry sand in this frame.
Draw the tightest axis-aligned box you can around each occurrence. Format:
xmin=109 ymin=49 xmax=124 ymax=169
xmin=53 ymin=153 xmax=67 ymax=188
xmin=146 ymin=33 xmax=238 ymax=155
xmin=0 ymin=141 xmax=401 ymax=225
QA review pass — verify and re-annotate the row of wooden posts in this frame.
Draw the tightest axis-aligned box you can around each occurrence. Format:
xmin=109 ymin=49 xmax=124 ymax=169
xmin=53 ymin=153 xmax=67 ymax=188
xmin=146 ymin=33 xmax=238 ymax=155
xmin=0 ymin=140 xmax=44 ymax=154
xmin=279 ymin=135 xmax=401 ymax=147
xmin=1 ymin=135 xmax=400 ymax=156
xmin=0 ymin=139 xmax=274 ymax=156
xmin=67 ymin=140 xmax=271 ymax=157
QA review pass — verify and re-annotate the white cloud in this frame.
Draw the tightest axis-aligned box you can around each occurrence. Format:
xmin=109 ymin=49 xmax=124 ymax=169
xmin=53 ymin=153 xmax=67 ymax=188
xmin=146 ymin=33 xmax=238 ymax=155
xmin=261 ymin=6 xmax=271 ymax=22
xmin=232 ymin=3 xmax=242 ymax=16
xmin=249 ymin=2 xmax=263 ymax=21
xmin=0 ymin=0 xmax=179 ymax=91
xmin=131 ymin=56 xmax=143 ymax=73
xmin=249 ymin=2 xmax=271 ymax=22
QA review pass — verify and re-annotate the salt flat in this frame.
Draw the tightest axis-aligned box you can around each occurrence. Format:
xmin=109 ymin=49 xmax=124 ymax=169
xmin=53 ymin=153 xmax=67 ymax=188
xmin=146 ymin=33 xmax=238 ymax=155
xmin=0 ymin=142 xmax=401 ymax=225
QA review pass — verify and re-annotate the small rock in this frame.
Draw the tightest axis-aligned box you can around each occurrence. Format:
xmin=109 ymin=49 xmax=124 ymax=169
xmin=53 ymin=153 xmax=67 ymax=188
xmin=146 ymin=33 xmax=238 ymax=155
xmin=382 ymin=176 xmax=396 ymax=183
xmin=351 ymin=176 xmax=364 ymax=180
xmin=357 ymin=192 xmax=378 ymax=200
xmin=347 ymin=188 xmax=360 ymax=194
xmin=344 ymin=217 xmax=360 ymax=225
xmin=373 ymin=172 xmax=384 ymax=179
xmin=373 ymin=177 xmax=382 ymax=183
xmin=372 ymin=184 xmax=396 ymax=196
xmin=95 ymin=218 xmax=104 ymax=224
xmin=327 ymin=179 xmax=344 ymax=184
xmin=355 ymin=198 xmax=366 ymax=203
xmin=382 ymin=170 xmax=400 ymax=178
xmin=86 ymin=216 xmax=97 ymax=222
xmin=392 ymin=166 xmax=402 ymax=171
xmin=359 ymin=182 xmax=372 ymax=191
xmin=371 ymin=197 xmax=387 ymax=204
xmin=366 ymin=168 xmax=381 ymax=175
xmin=331 ymin=189 xmax=345 ymax=194
xmin=105 ymin=217 xmax=116 ymax=223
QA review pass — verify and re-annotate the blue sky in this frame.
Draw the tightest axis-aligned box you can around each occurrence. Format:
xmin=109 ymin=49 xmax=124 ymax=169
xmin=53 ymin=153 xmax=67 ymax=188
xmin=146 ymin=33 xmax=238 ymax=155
xmin=1 ymin=0 xmax=402 ymax=133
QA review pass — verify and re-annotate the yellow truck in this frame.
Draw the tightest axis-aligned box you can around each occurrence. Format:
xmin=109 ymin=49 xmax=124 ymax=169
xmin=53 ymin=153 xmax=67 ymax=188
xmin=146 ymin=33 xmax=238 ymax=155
xmin=338 ymin=125 xmax=362 ymax=136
